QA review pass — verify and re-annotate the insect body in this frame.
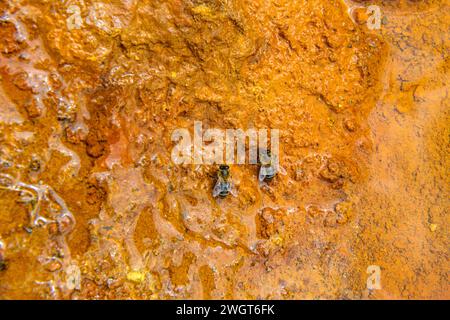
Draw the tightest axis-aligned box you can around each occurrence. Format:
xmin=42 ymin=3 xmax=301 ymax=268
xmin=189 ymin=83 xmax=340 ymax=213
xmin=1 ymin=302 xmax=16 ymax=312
xmin=259 ymin=164 xmax=277 ymax=182
xmin=258 ymin=150 xmax=277 ymax=182
xmin=213 ymin=165 xmax=235 ymax=198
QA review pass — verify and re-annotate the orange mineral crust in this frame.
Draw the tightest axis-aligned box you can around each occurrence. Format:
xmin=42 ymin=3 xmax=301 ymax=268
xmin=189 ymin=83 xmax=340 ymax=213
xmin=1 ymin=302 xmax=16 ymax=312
xmin=0 ymin=0 xmax=448 ymax=299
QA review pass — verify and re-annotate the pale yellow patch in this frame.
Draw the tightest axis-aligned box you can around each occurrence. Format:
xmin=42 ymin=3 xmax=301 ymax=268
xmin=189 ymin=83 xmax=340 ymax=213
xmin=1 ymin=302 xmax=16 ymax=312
xmin=127 ymin=271 xmax=146 ymax=283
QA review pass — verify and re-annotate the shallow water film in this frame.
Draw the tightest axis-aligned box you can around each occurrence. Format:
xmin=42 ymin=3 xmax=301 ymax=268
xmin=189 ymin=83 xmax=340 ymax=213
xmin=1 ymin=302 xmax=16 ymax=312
xmin=0 ymin=0 xmax=448 ymax=299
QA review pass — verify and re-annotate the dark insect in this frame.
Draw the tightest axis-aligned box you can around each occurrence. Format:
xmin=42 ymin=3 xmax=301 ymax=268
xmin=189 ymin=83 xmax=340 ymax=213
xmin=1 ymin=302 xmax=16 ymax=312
xmin=213 ymin=165 xmax=235 ymax=198
xmin=258 ymin=150 xmax=277 ymax=182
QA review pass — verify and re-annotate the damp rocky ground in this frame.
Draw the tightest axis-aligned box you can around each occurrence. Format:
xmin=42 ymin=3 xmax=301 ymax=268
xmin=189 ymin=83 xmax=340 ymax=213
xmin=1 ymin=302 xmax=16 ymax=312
xmin=0 ymin=0 xmax=448 ymax=299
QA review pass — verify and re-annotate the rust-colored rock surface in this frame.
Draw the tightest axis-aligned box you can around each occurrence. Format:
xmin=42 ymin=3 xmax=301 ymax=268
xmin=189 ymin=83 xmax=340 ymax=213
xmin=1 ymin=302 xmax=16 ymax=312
xmin=0 ymin=0 xmax=448 ymax=299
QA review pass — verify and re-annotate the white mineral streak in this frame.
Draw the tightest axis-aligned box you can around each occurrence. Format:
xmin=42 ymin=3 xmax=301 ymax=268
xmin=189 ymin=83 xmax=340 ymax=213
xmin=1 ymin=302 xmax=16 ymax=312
xmin=92 ymin=168 xmax=157 ymax=271
xmin=0 ymin=172 xmax=77 ymax=298
xmin=48 ymin=133 xmax=81 ymax=177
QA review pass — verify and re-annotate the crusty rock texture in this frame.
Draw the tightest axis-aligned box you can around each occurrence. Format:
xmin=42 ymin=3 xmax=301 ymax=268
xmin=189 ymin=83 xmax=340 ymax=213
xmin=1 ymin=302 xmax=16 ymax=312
xmin=0 ymin=0 xmax=448 ymax=299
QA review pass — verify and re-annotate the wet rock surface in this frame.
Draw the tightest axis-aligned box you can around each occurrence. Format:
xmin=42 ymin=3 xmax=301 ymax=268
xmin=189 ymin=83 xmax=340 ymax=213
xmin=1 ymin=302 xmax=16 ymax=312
xmin=0 ymin=0 xmax=448 ymax=299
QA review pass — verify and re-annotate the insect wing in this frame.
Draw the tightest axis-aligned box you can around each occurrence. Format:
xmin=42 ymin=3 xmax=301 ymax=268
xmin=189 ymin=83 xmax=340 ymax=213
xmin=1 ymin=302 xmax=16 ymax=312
xmin=259 ymin=166 xmax=269 ymax=182
xmin=213 ymin=180 xmax=223 ymax=198
xmin=229 ymin=182 xmax=238 ymax=197
xmin=213 ymin=178 xmax=231 ymax=198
